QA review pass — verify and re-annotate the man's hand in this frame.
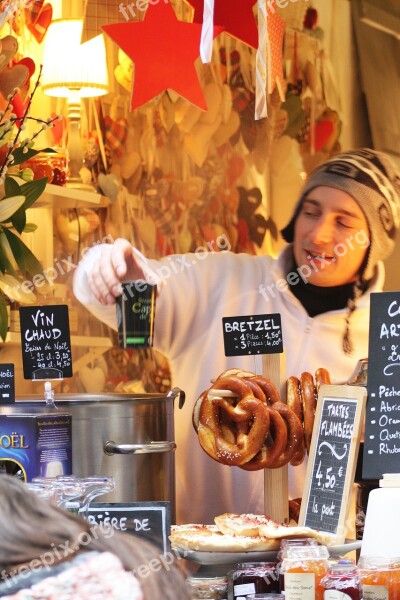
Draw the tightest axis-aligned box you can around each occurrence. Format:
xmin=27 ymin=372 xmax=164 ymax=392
xmin=87 ymin=238 xmax=146 ymax=305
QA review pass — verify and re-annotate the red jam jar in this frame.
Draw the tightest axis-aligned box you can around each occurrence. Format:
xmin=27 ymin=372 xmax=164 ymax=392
xmin=321 ymin=563 xmax=361 ymax=599
xmin=228 ymin=562 xmax=279 ymax=599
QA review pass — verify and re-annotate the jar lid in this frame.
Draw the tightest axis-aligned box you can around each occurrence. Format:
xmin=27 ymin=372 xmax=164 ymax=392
xmin=235 ymin=561 xmax=277 ymax=568
xmin=358 ymin=556 xmax=400 ymax=569
xmin=284 ymin=545 xmax=330 ymax=560
xmin=186 ymin=576 xmax=228 ymax=584
xmin=280 ymin=537 xmax=318 ymax=548
xmin=328 ymin=563 xmax=358 ymax=573
xmin=380 ymin=473 xmax=400 ymax=487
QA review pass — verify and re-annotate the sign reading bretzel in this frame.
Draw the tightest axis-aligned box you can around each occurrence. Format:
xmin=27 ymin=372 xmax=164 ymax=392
xmin=222 ymin=313 xmax=283 ymax=356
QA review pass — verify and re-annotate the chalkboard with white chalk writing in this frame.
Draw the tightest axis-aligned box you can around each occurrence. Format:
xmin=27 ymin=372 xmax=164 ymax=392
xmin=299 ymin=385 xmax=366 ymax=543
xmin=19 ymin=305 xmax=72 ymax=380
xmin=222 ymin=313 xmax=283 ymax=356
xmin=363 ymin=291 xmax=400 ymax=479
xmin=0 ymin=363 xmax=14 ymax=403
xmin=87 ymin=502 xmax=170 ymax=553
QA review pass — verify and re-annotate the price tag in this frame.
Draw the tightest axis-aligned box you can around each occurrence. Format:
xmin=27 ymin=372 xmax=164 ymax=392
xmin=222 ymin=313 xmax=283 ymax=356
xmin=299 ymin=384 xmax=366 ymax=543
xmin=19 ymin=305 xmax=73 ymax=380
xmin=0 ymin=363 xmax=15 ymax=403
xmin=86 ymin=501 xmax=170 ymax=553
xmin=363 ymin=292 xmax=400 ymax=479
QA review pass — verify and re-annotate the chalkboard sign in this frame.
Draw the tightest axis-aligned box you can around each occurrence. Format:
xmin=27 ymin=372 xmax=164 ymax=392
xmin=19 ymin=305 xmax=73 ymax=380
xmin=299 ymin=385 xmax=366 ymax=543
xmin=86 ymin=502 xmax=170 ymax=554
xmin=0 ymin=363 xmax=14 ymax=403
xmin=363 ymin=291 xmax=400 ymax=479
xmin=222 ymin=313 xmax=283 ymax=356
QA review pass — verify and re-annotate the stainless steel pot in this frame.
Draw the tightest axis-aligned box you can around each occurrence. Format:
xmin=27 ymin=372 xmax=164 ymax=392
xmin=0 ymin=388 xmax=184 ymax=523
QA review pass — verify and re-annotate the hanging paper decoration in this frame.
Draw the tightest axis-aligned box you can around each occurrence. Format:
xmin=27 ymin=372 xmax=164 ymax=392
xmin=186 ymin=0 xmax=258 ymax=49
xmin=267 ymin=9 xmax=286 ymax=98
xmin=200 ymin=0 xmax=215 ymax=64
xmin=102 ymin=1 xmax=223 ymax=111
xmin=255 ymin=0 xmax=268 ymax=120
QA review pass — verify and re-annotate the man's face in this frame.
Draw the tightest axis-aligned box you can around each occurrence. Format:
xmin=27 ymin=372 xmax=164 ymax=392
xmin=293 ymin=186 xmax=370 ymax=287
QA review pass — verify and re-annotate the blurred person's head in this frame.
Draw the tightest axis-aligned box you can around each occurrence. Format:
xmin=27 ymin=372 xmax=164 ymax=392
xmin=0 ymin=475 xmax=189 ymax=600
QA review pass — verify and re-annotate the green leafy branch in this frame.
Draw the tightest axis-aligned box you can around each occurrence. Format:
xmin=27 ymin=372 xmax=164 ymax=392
xmin=0 ymin=65 xmax=61 ymax=341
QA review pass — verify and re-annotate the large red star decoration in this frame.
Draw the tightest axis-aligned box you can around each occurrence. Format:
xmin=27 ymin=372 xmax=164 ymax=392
xmin=102 ymin=2 xmax=224 ymax=111
xmin=186 ymin=0 xmax=258 ymax=49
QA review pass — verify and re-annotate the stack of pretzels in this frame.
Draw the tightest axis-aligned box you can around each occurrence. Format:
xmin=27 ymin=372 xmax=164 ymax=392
xmin=192 ymin=368 xmax=331 ymax=470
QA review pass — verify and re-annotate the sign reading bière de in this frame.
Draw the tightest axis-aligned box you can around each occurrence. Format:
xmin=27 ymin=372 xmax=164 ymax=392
xmin=87 ymin=501 xmax=170 ymax=554
xmin=19 ymin=305 xmax=73 ymax=380
xmin=299 ymin=385 xmax=366 ymax=543
xmin=363 ymin=291 xmax=400 ymax=479
xmin=222 ymin=313 xmax=283 ymax=356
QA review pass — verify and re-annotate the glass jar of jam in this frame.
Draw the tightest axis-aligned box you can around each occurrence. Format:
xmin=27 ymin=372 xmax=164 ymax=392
xmin=186 ymin=575 xmax=228 ymax=599
xmin=227 ymin=562 xmax=279 ymax=599
xmin=358 ymin=556 xmax=400 ymax=600
xmin=278 ymin=538 xmax=319 ymax=591
xmin=281 ymin=545 xmax=329 ymax=600
xmin=321 ymin=563 xmax=361 ymax=599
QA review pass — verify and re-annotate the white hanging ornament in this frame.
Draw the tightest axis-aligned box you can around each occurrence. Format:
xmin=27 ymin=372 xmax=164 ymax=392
xmin=200 ymin=0 xmax=215 ymax=64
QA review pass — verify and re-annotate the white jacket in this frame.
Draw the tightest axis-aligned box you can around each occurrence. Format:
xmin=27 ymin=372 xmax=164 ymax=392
xmin=73 ymin=245 xmax=384 ymax=524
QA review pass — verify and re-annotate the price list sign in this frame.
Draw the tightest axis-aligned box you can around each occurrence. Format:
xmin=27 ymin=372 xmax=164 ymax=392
xmin=0 ymin=364 xmax=15 ymax=403
xmin=363 ymin=291 xmax=400 ymax=479
xmin=19 ymin=305 xmax=73 ymax=380
xmin=222 ymin=313 xmax=283 ymax=356
xmin=299 ymin=385 xmax=366 ymax=542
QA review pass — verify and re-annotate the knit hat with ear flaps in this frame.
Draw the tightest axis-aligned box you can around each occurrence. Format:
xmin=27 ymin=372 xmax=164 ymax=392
xmin=281 ymin=148 xmax=400 ymax=282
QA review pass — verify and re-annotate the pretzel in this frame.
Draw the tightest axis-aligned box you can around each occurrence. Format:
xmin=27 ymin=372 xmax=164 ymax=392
xmin=195 ymin=368 xmax=330 ymax=469
xmin=268 ymin=402 xmax=304 ymax=468
xmin=239 ymin=405 xmax=287 ymax=470
xmin=300 ymin=371 xmax=317 ymax=454
xmin=197 ymin=377 xmax=270 ymax=466
xmin=286 ymin=376 xmax=306 ymax=466
xmin=315 ymin=367 xmax=331 ymax=391
xmin=249 ymin=375 xmax=281 ymax=405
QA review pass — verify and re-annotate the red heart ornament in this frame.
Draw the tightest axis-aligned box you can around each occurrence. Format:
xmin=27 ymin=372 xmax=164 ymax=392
xmin=50 ymin=112 xmax=65 ymax=146
xmin=27 ymin=3 xmax=53 ymax=43
xmin=17 ymin=57 xmax=35 ymax=78
xmin=10 ymin=58 xmax=36 ymax=121
xmin=311 ymin=119 xmax=335 ymax=153
xmin=104 ymin=116 xmax=128 ymax=158
xmin=25 ymin=0 xmax=45 ymax=25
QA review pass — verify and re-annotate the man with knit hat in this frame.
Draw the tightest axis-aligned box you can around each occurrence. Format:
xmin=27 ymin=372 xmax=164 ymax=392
xmin=278 ymin=148 xmax=400 ymax=355
xmin=73 ymin=148 xmax=400 ymax=525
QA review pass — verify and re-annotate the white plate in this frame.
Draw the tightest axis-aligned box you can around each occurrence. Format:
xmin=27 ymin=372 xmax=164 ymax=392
xmin=176 ymin=540 xmax=361 ymax=565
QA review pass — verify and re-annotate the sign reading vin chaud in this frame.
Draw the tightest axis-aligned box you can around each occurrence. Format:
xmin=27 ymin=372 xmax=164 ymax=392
xmin=19 ymin=305 xmax=73 ymax=380
xmin=363 ymin=292 xmax=400 ymax=479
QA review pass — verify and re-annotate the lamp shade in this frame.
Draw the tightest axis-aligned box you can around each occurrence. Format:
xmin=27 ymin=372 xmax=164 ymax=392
xmin=41 ymin=19 xmax=109 ymax=98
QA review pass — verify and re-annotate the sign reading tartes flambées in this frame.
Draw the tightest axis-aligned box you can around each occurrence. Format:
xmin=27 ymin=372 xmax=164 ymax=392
xmin=299 ymin=384 xmax=366 ymax=544
xmin=222 ymin=313 xmax=283 ymax=356
xmin=19 ymin=305 xmax=72 ymax=380
xmin=363 ymin=291 xmax=400 ymax=479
